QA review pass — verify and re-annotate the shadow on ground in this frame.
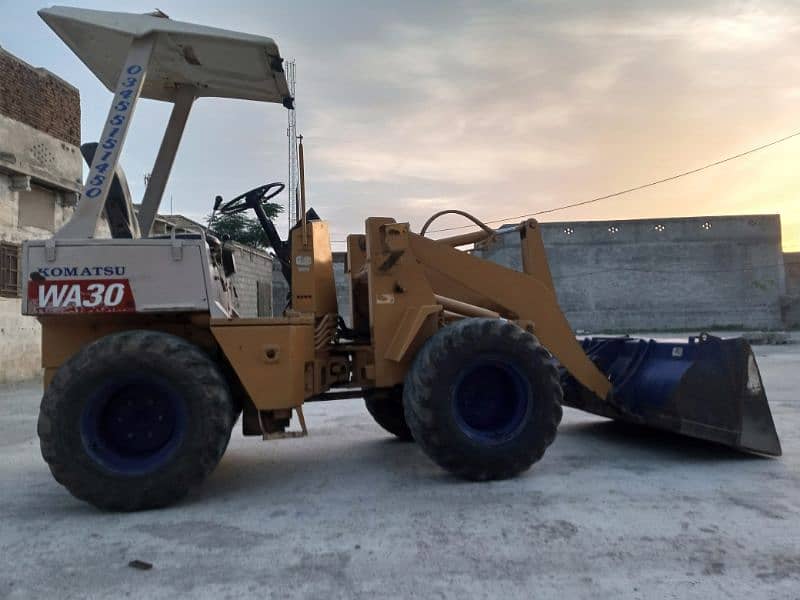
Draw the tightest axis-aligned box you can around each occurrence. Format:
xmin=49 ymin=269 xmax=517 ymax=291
xmin=558 ymin=418 xmax=769 ymax=463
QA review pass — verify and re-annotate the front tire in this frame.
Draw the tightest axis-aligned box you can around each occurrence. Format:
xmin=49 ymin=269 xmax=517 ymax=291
xmin=364 ymin=386 xmax=413 ymax=441
xmin=38 ymin=330 xmax=235 ymax=511
xmin=403 ymin=318 xmax=562 ymax=481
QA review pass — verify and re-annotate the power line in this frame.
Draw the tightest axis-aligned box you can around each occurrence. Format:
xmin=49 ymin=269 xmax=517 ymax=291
xmin=427 ymin=129 xmax=800 ymax=234
xmin=326 ymin=128 xmax=800 ymax=244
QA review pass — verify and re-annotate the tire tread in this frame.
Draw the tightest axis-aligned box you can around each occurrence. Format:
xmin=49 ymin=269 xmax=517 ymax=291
xmin=38 ymin=330 xmax=235 ymax=511
xmin=403 ymin=318 xmax=562 ymax=481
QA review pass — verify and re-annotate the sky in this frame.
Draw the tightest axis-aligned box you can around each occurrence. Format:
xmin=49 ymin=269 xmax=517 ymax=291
xmin=1 ymin=0 xmax=799 ymax=251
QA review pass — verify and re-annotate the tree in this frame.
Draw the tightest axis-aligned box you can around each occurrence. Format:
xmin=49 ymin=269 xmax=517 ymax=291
xmin=206 ymin=201 xmax=283 ymax=249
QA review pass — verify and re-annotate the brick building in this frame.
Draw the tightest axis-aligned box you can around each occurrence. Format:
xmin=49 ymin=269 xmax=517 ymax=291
xmin=0 ymin=46 xmax=85 ymax=382
xmin=0 ymin=46 xmax=272 ymax=382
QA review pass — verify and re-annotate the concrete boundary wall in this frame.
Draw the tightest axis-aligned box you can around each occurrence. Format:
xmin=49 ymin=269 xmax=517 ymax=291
xmin=271 ymin=214 xmax=788 ymax=332
xmin=783 ymin=252 xmax=800 ymax=328
xmin=785 ymin=252 xmax=800 ymax=296
xmin=477 ymin=214 xmax=786 ymax=331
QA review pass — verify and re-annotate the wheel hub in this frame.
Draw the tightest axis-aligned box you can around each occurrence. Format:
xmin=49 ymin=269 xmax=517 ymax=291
xmin=80 ymin=376 xmax=187 ymax=475
xmin=453 ymin=358 xmax=531 ymax=444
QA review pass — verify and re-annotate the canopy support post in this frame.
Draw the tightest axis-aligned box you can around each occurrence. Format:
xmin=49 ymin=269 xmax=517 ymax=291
xmin=138 ymin=86 xmax=196 ymax=236
xmin=56 ymin=35 xmax=154 ymax=239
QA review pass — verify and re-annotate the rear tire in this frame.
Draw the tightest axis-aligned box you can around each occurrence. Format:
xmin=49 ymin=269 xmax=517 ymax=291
xmin=403 ymin=318 xmax=562 ymax=481
xmin=38 ymin=330 xmax=235 ymax=511
xmin=364 ymin=387 xmax=413 ymax=441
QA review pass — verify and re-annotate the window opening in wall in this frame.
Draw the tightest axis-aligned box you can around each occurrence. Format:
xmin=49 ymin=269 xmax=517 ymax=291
xmin=0 ymin=242 xmax=21 ymax=298
xmin=18 ymin=184 xmax=57 ymax=231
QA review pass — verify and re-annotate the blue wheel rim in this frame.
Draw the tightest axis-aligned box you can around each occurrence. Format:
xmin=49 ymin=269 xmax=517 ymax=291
xmin=80 ymin=375 xmax=187 ymax=476
xmin=452 ymin=355 xmax=532 ymax=444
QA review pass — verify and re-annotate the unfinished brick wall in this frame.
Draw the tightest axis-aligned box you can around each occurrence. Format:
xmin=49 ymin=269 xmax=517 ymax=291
xmin=231 ymin=244 xmax=273 ymax=317
xmin=0 ymin=47 xmax=80 ymax=146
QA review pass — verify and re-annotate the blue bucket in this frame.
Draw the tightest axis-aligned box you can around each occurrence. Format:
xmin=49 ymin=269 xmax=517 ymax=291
xmin=561 ymin=334 xmax=781 ymax=456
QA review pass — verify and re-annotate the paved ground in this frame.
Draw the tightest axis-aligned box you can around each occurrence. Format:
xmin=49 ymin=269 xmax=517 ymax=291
xmin=0 ymin=339 xmax=798 ymax=599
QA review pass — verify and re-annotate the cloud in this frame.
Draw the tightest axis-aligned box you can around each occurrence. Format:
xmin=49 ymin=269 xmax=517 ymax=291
xmin=286 ymin=1 xmax=800 ymax=249
xmin=10 ymin=0 xmax=799 ymax=248
xmin=557 ymin=8 xmax=798 ymax=52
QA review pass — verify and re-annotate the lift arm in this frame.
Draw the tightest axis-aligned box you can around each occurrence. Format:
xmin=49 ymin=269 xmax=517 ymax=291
xmin=366 ymin=218 xmax=612 ymax=400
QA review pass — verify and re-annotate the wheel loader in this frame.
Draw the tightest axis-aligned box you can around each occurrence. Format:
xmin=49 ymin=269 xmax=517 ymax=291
xmin=22 ymin=7 xmax=781 ymax=511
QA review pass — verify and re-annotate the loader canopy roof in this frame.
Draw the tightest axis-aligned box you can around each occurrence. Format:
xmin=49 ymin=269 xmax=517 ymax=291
xmin=39 ymin=6 xmax=292 ymax=105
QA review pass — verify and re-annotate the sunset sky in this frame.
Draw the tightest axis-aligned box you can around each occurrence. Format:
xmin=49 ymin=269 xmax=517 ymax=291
xmin=2 ymin=0 xmax=799 ymax=251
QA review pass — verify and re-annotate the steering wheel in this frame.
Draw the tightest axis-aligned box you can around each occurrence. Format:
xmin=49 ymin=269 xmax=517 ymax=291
xmin=218 ymin=182 xmax=285 ymax=215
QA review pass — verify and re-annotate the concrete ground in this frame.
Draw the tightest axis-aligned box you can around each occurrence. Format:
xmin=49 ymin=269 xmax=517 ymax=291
xmin=0 ymin=340 xmax=798 ymax=599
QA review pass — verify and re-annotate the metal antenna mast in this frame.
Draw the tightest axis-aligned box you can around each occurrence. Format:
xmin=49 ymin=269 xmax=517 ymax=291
xmin=286 ymin=59 xmax=298 ymax=231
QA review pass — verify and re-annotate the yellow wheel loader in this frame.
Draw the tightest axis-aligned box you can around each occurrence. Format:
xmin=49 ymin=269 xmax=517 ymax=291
xmin=23 ymin=7 xmax=781 ymax=511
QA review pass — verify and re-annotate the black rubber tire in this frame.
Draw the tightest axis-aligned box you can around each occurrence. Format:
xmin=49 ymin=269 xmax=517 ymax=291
xmin=403 ymin=318 xmax=563 ymax=481
xmin=364 ymin=387 xmax=413 ymax=441
xmin=38 ymin=330 xmax=235 ymax=511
